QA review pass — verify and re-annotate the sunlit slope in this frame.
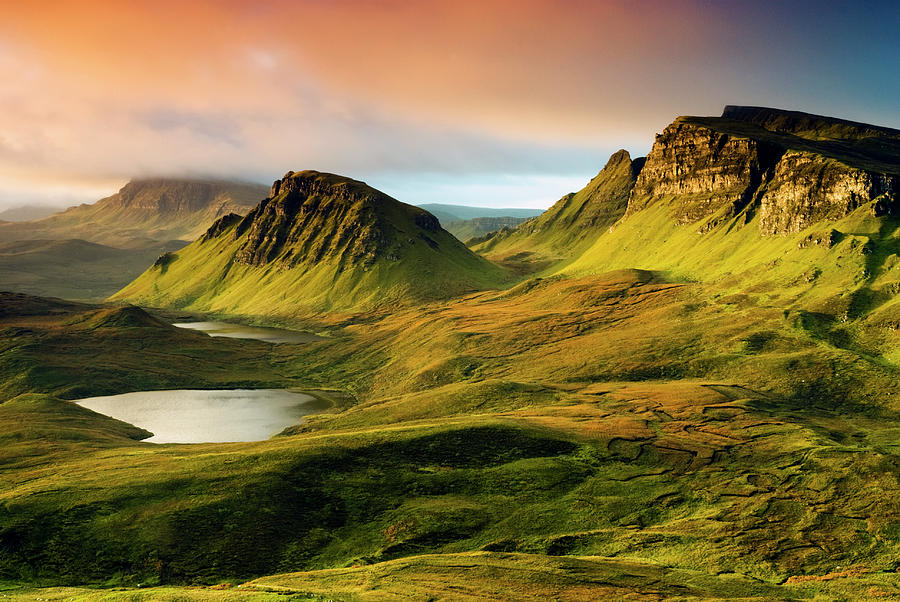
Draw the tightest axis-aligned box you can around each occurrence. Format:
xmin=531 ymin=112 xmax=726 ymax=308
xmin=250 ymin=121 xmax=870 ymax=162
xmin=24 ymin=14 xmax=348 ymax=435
xmin=533 ymin=107 xmax=900 ymax=321
xmin=471 ymin=150 xmax=643 ymax=270
xmin=7 ymin=276 xmax=900 ymax=591
xmin=112 ymin=171 xmax=509 ymax=315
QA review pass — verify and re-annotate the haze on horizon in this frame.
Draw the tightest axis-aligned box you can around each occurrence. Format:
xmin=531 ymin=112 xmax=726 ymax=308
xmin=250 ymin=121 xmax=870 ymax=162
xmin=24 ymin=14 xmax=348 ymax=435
xmin=1 ymin=0 xmax=898 ymax=211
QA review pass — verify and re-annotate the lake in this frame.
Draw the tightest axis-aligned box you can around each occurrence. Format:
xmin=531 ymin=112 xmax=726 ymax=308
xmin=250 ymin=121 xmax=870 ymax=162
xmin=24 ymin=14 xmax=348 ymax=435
xmin=75 ymin=389 xmax=323 ymax=443
xmin=172 ymin=320 xmax=321 ymax=344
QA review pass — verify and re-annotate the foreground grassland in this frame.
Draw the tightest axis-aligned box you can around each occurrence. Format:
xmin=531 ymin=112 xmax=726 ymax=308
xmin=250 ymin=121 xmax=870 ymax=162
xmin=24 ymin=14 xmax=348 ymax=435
xmin=5 ymin=244 xmax=900 ymax=598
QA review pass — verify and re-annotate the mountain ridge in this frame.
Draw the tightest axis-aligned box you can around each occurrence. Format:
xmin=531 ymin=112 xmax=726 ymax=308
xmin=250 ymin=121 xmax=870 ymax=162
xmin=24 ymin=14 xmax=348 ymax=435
xmin=0 ymin=178 xmax=268 ymax=248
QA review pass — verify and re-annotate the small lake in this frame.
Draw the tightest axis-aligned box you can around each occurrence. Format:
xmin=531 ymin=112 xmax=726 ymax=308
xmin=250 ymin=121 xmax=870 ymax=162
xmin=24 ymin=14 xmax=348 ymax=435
xmin=75 ymin=389 xmax=323 ymax=443
xmin=172 ymin=320 xmax=321 ymax=344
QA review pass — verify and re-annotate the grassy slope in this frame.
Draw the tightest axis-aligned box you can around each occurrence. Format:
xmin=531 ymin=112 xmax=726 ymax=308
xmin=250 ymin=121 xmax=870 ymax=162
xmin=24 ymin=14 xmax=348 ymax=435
xmin=6 ymin=267 xmax=900 ymax=598
xmin=0 ymin=239 xmax=186 ymax=301
xmin=472 ymin=150 xmax=638 ymax=272
xmin=7 ymin=120 xmax=900 ymax=597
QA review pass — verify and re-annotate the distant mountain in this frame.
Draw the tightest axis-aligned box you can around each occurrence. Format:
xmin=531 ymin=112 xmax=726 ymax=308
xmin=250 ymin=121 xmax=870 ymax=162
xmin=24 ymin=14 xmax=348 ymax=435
xmin=444 ymin=216 xmax=532 ymax=242
xmin=0 ymin=178 xmax=268 ymax=248
xmin=417 ymin=203 xmax=543 ymax=224
xmin=114 ymin=171 xmax=509 ymax=314
xmin=0 ymin=204 xmax=67 ymax=222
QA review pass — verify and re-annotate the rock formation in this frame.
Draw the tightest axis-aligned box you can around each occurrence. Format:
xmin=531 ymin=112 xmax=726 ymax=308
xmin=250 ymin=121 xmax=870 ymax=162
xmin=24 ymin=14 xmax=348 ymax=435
xmin=628 ymin=107 xmax=900 ymax=235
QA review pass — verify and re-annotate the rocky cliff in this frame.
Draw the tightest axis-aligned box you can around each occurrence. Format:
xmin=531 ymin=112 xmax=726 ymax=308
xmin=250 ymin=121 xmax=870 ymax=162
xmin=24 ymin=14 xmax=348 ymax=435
xmin=628 ymin=107 xmax=900 ymax=235
xmin=99 ymin=178 xmax=264 ymax=215
xmin=229 ymin=170 xmax=443 ymax=269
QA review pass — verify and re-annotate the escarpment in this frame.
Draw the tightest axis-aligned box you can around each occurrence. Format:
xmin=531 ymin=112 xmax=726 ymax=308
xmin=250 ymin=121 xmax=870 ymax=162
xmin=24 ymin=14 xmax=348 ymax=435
xmin=627 ymin=107 xmax=900 ymax=235
xmin=231 ymin=171 xmax=443 ymax=269
xmin=627 ymin=119 xmax=782 ymax=224
xmin=758 ymin=151 xmax=899 ymax=234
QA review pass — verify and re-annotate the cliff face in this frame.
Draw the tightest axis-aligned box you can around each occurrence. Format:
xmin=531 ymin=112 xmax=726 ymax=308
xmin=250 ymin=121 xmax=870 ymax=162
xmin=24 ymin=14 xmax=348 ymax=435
xmin=223 ymin=170 xmax=446 ymax=269
xmin=628 ymin=120 xmax=780 ymax=224
xmin=99 ymin=179 xmax=264 ymax=216
xmin=628 ymin=107 xmax=900 ymax=235
xmin=758 ymin=151 xmax=899 ymax=235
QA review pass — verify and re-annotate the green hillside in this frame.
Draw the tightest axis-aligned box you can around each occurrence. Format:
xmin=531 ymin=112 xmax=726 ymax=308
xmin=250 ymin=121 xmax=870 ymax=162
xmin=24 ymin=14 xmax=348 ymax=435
xmin=473 ymin=150 xmax=643 ymax=272
xmin=113 ymin=171 xmax=510 ymax=316
xmin=0 ymin=238 xmax=186 ymax=300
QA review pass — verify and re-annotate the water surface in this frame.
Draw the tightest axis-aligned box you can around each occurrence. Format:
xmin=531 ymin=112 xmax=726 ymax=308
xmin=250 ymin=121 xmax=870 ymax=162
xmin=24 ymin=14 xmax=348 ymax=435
xmin=173 ymin=320 xmax=320 ymax=344
xmin=76 ymin=389 xmax=320 ymax=443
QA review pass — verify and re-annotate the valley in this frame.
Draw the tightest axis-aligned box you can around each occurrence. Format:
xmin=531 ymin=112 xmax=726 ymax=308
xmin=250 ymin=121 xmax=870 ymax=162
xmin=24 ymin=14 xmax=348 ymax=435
xmin=3 ymin=105 xmax=900 ymax=600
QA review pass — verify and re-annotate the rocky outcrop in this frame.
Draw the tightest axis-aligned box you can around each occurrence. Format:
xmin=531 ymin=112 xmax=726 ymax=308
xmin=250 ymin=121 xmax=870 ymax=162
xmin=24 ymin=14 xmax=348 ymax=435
xmin=758 ymin=151 xmax=899 ymax=235
xmin=627 ymin=107 xmax=900 ymax=235
xmin=232 ymin=171 xmax=447 ymax=269
xmin=628 ymin=119 xmax=781 ymax=224
xmin=520 ymin=150 xmax=642 ymax=237
xmin=201 ymin=213 xmax=242 ymax=241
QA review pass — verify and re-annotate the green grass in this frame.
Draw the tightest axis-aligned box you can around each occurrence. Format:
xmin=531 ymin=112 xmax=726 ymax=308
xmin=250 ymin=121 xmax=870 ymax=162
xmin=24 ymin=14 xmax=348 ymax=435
xmin=5 ymin=113 xmax=900 ymax=597
xmin=0 ymin=239 xmax=186 ymax=301
xmin=6 ymin=267 xmax=900 ymax=596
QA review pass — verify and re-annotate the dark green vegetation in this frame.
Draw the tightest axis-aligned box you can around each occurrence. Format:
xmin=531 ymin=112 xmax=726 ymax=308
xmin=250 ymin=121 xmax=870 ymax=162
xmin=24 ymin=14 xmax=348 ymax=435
xmin=0 ymin=239 xmax=186 ymax=300
xmin=5 ymin=107 xmax=900 ymax=599
xmin=0 ymin=179 xmax=268 ymax=300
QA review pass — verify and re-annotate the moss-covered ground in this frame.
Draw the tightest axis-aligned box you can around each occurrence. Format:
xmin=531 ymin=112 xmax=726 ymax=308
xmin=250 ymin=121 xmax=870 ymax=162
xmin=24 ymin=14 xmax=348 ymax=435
xmin=8 ymin=198 xmax=900 ymax=597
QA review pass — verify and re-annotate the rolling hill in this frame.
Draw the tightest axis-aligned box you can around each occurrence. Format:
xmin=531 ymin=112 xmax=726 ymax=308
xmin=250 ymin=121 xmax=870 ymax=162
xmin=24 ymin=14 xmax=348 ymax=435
xmin=417 ymin=203 xmax=543 ymax=223
xmin=0 ymin=238 xmax=186 ymax=300
xmin=0 ymin=179 xmax=268 ymax=300
xmin=113 ymin=171 xmax=510 ymax=315
xmin=0 ymin=204 xmax=66 ymax=222
xmin=415 ymin=203 xmax=544 ymax=244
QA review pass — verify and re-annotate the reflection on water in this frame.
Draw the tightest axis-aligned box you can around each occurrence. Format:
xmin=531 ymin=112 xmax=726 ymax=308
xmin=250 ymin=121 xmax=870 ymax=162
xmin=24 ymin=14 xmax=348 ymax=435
xmin=75 ymin=389 xmax=320 ymax=443
xmin=173 ymin=320 xmax=320 ymax=344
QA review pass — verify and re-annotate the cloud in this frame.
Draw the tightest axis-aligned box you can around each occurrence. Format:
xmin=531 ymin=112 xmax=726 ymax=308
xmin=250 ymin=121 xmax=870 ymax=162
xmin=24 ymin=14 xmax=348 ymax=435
xmin=0 ymin=0 xmax=897 ymax=209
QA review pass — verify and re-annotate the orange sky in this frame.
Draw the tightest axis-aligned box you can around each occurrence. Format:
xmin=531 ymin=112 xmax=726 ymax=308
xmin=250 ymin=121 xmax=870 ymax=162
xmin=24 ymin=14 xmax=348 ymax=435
xmin=1 ymin=0 xmax=898 ymax=208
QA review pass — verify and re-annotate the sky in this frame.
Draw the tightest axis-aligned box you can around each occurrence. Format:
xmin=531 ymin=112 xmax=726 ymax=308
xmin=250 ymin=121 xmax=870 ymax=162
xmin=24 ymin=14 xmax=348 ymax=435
xmin=1 ymin=0 xmax=899 ymax=211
